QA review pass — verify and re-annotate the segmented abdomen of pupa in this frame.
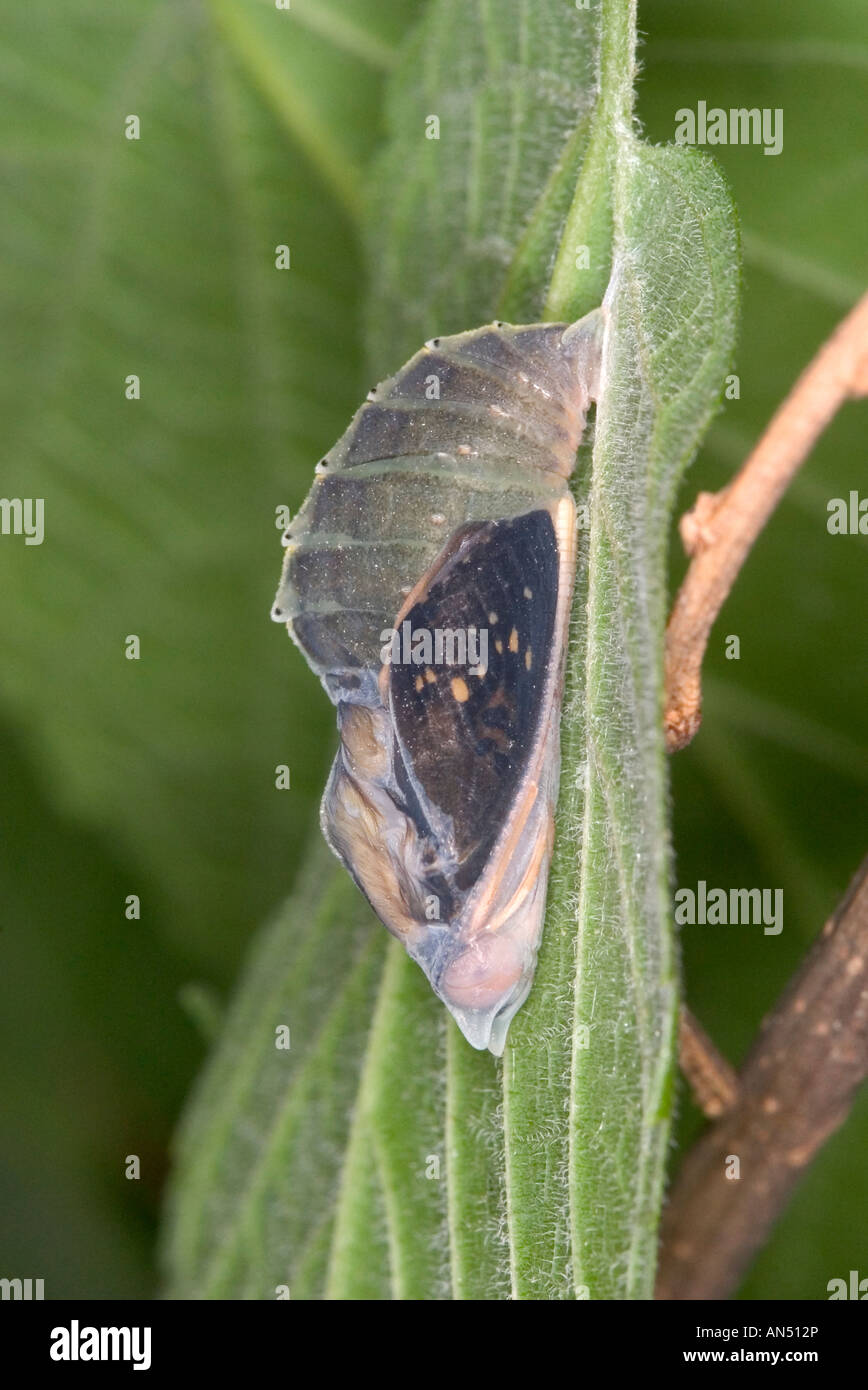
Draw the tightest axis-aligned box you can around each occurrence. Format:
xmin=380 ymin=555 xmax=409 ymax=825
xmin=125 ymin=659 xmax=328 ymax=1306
xmin=272 ymin=317 xmax=601 ymax=706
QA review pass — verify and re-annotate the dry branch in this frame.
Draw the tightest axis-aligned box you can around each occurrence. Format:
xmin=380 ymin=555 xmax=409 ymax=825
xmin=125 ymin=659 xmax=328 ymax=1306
xmin=659 ymin=855 xmax=868 ymax=1300
xmin=664 ymin=291 xmax=868 ymax=751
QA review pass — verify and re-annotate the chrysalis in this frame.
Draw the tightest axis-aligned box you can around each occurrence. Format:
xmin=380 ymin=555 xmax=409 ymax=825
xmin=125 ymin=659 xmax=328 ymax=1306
xmin=272 ymin=311 xmax=604 ymax=1054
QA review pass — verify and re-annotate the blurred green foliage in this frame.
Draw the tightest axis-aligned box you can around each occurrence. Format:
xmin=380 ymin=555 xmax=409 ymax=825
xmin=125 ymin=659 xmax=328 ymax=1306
xmin=0 ymin=0 xmax=866 ymax=1298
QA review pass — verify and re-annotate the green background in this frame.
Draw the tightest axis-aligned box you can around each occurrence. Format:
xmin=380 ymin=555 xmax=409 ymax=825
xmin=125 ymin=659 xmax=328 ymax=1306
xmin=0 ymin=0 xmax=865 ymax=1298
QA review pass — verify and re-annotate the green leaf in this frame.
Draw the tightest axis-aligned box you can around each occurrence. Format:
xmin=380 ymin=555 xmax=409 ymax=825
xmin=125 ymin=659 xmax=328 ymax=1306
xmin=206 ymin=0 xmax=414 ymax=220
xmin=163 ymin=0 xmax=739 ymax=1299
xmin=163 ymin=840 xmax=389 ymax=1298
xmin=365 ymin=0 xmax=606 ymax=373
xmin=552 ymin=141 xmax=738 ymax=1295
xmin=0 ymin=0 xmax=420 ymax=974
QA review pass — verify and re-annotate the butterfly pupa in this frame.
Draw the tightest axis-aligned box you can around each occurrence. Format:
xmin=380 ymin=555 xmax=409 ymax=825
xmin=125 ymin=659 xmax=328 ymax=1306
xmin=272 ymin=310 xmax=604 ymax=1055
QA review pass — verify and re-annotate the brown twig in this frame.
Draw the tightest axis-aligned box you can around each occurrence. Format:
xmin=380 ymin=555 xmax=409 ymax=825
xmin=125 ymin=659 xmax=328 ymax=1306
xmin=664 ymin=291 xmax=868 ymax=752
xmin=679 ymin=1006 xmax=739 ymax=1119
xmin=657 ymin=854 xmax=868 ymax=1300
